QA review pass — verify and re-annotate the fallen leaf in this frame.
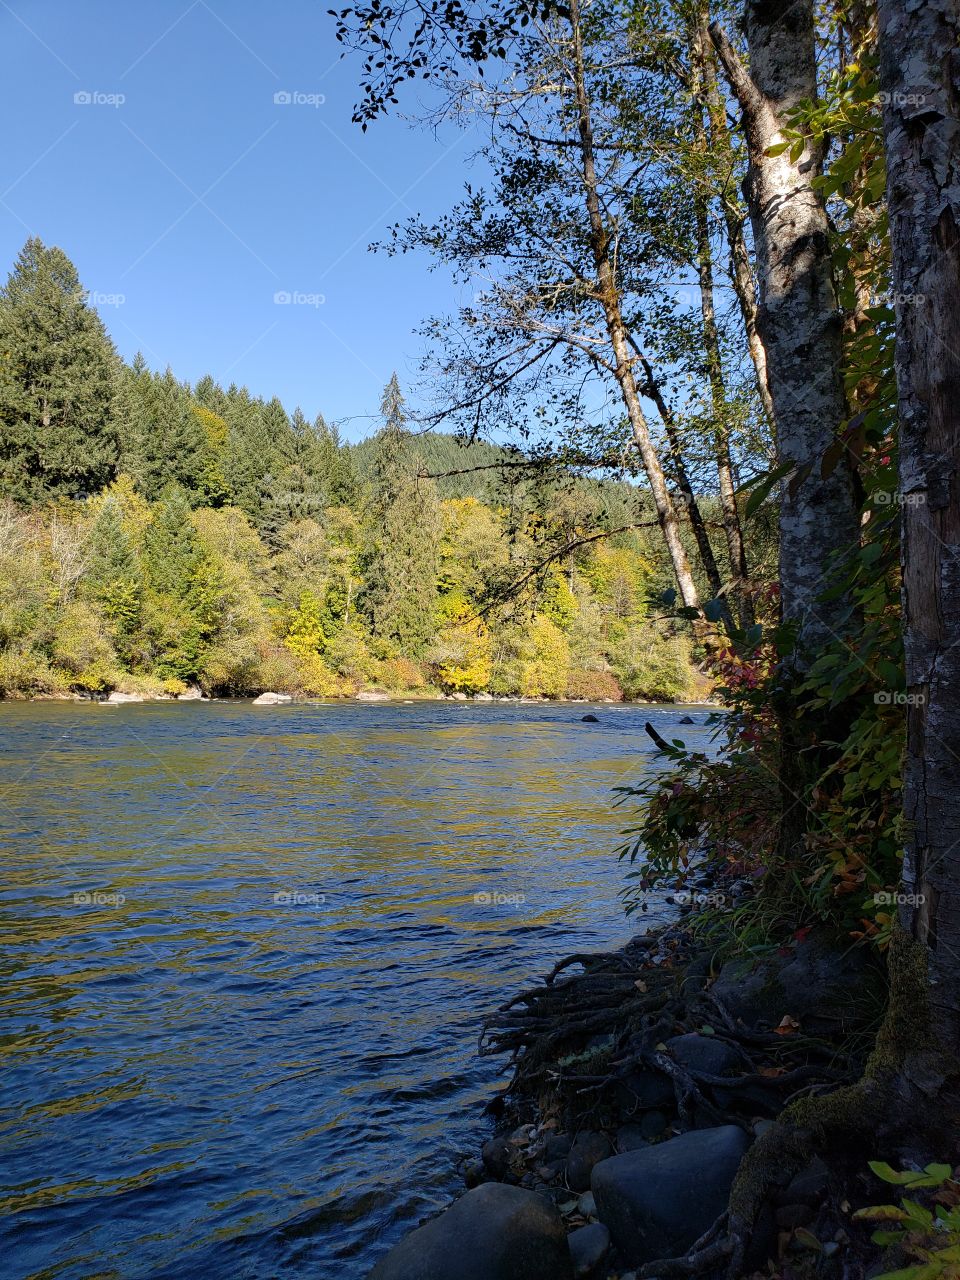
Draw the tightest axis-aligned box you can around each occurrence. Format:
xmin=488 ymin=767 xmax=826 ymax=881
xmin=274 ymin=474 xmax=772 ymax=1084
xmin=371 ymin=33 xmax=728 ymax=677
xmin=775 ymin=1015 xmax=800 ymax=1036
xmin=634 ymin=979 xmax=648 ymax=992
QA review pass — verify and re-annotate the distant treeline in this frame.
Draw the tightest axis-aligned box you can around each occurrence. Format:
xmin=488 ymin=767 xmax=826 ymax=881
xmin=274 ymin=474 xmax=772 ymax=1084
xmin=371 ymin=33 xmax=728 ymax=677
xmin=0 ymin=237 xmax=731 ymax=701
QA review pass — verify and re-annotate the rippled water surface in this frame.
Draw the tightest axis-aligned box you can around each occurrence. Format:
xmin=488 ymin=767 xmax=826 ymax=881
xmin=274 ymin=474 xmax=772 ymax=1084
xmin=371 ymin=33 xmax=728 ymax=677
xmin=0 ymin=700 xmax=710 ymax=1279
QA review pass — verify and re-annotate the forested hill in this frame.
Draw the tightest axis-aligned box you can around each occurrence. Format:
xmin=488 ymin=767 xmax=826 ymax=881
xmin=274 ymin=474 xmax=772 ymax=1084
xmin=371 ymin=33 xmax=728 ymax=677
xmin=0 ymin=237 xmax=714 ymax=703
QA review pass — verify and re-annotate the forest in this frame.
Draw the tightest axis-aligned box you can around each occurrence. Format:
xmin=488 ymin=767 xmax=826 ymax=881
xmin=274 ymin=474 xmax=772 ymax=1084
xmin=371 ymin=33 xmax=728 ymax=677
xmin=0 ymin=237 xmax=771 ymax=704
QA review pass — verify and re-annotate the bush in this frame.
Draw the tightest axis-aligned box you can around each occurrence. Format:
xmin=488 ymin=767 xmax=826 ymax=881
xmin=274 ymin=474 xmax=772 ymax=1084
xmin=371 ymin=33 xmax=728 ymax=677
xmin=378 ymin=656 xmax=426 ymax=691
xmin=566 ymin=668 xmax=623 ymax=701
xmin=614 ymin=629 xmax=694 ymax=702
xmin=0 ymin=647 xmax=65 ymax=697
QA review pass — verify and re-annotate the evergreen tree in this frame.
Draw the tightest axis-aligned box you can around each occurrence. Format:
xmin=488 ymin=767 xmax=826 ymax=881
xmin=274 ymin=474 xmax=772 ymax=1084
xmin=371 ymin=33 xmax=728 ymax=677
xmin=0 ymin=237 xmax=119 ymax=503
xmin=118 ymin=360 xmax=206 ymax=501
xmin=361 ymin=376 xmax=441 ymax=657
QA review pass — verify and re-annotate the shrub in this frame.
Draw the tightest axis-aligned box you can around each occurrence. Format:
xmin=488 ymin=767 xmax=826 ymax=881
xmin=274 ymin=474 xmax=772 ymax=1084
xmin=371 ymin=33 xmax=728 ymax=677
xmin=566 ymin=669 xmax=623 ymax=701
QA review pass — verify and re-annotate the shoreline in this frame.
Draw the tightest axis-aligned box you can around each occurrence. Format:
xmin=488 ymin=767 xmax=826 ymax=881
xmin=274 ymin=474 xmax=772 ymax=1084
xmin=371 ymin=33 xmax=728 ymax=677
xmin=2 ymin=690 xmax=722 ymax=709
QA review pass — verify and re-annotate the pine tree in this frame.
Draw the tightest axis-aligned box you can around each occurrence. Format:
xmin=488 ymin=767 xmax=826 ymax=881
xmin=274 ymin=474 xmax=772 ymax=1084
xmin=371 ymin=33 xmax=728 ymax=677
xmin=0 ymin=237 xmax=119 ymax=503
xmin=118 ymin=360 xmax=206 ymax=501
xmin=361 ymin=376 xmax=441 ymax=657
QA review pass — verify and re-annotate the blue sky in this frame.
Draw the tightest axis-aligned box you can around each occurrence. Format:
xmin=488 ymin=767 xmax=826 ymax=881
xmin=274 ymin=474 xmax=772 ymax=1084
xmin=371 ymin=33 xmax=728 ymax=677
xmin=0 ymin=0 xmax=478 ymax=439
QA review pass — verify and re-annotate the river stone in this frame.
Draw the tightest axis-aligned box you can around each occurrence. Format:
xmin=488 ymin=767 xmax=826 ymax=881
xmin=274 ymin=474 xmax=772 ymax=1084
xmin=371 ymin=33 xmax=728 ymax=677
xmin=711 ymin=931 xmax=884 ymax=1033
xmin=105 ymin=691 xmax=144 ymax=703
xmin=577 ymin=1190 xmax=597 ymax=1219
xmin=252 ymin=691 xmax=292 ymax=705
xmin=679 ymin=715 xmax=695 ymax=724
xmin=568 ymin=1223 xmax=611 ymax=1279
xmin=368 ymin=1183 xmax=573 ymax=1280
xmin=482 ymin=1132 xmax=514 ymax=1179
xmin=177 ymin=684 xmax=204 ymax=700
xmin=565 ymin=1131 xmax=613 ymax=1192
xmin=664 ymin=1032 xmax=744 ymax=1076
xmin=355 ymin=690 xmax=390 ymax=701
xmin=591 ymin=1125 xmax=750 ymax=1266
xmin=581 ymin=713 xmax=600 ymax=723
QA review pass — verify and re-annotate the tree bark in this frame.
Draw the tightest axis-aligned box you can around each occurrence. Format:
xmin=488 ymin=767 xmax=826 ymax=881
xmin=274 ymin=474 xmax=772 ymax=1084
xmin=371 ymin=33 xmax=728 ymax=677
xmin=710 ymin=0 xmax=860 ymax=659
xmin=876 ymin=0 xmax=960 ymax=1051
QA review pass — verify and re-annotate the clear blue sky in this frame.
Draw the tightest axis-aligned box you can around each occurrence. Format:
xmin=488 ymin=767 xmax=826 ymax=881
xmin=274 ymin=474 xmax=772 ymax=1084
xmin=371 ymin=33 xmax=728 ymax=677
xmin=0 ymin=0 xmax=478 ymax=439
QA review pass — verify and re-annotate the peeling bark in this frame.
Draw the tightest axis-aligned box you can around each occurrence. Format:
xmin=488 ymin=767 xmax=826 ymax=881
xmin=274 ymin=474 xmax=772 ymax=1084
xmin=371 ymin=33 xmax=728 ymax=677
xmin=877 ymin=0 xmax=960 ymax=1051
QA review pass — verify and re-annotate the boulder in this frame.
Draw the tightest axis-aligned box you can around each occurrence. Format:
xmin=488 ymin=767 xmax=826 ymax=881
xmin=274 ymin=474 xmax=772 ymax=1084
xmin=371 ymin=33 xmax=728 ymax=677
xmin=711 ymin=931 xmax=885 ymax=1033
xmin=568 ymin=1223 xmax=610 ymax=1280
xmin=581 ymin=713 xmax=600 ymax=723
xmin=105 ymin=691 xmax=144 ymax=703
xmin=565 ymin=1130 xmax=613 ymax=1192
xmin=177 ymin=684 xmax=204 ymax=701
xmin=474 ymin=692 xmax=494 ymax=701
xmin=355 ymin=690 xmax=390 ymax=702
xmin=252 ymin=691 xmax=292 ymax=705
xmin=592 ymin=1125 xmax=750 ymax=1266
xmin=577 ymin=1191 xmax=597 ymax=1219
xmin=679 ymin=714 xmax=695 ymax=724
xmin=664 ymin=1032 xmax=744 ymax=1077
xmin=368 ymin=1183 xmax=573 ymax=1280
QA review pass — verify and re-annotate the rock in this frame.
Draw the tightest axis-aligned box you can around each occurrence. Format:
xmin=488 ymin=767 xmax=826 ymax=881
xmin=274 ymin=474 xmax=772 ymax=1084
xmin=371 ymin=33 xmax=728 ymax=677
xmin=591 ymin=1125 xmax=750 ymax=1266
xmin=664 ymin=1032 xmax=744 ymax=1077
xmin=482 ymin=1132 xmax=515 ymax=1179
xmin=639 ymin=1110 xmax=668 ymax=1140
xmin=252 ymin=691 xmax=292 ymax=705
xmin=711 ymin=931 xmax=885 ymax=1033
xmin=581 ymin=713 xmax=600 ymax=723
xmin=540 ymin=1133 xmax=572 ymax=1162
xmin=450 ymin=691 xmax=469 ymax=700
xmin=565 ymin=1131 xmax=613 ymax=1193
xmin=355 ymin=690 xmax=390 ymax=702
xmin=568 ymin=1223 xmax=610 ymax=1279
xmin=614 ymin=1069 xmax=675 ymax=1113
xmin=615 ymin=1124 xmax=647 ymax=1153
xmin=105 ymin=691 xmax=143 ymax=703
xmin=368 ymin=1183 xmax=573 ymax=1280
xmin=679 ymin=714 xmax=695 ymax=724
xmin=776 ymin=1203 xmax=814 ymax=1229
xmin=177 ymin=684 xmax=204 ymax=700
xmin=775 ymin=1157 xmax=830 ymax=1207
xmin=463 ymin=1159 xmax=484 ymax=1189
xmin=473 ymin=692 xmax=494 ymax=701
xmin=577 ymin=1191 xmax=597 ymax=1219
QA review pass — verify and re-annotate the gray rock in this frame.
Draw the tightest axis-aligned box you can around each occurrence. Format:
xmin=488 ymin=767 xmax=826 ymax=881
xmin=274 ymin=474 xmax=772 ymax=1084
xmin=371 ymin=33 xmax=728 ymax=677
xmin=581 ymin=713 xmax=600 ymax=723
xmin=711 ymin=932 xmax=885 ymax=1033
xmin=568 ymin=1223 xmax=610 ymax=1279
xmin=252 ymin=691 xmax=292 ymax=705
xmin=177 ymin=684 xmax=204 ymax=700
xmin=592 ymin=1125 xmax=750 ymax=1266
xmin=614 ymin=1069 xmax=675 ymax=1113
xmin=463 ymin=1160 xmax=484 ymax=1189
xmin=664 ymin=1032 xmax=744 ymax=1077
xmin=355 ymin=690 xmax=390 ymax=701
xmin=106 ymin=690 xmax=144 ymax=703
xmin=482 ymin=1132 xmax=514 ymax=1179
xmin=368 ymin=1183 xmax=573 ymax=1280
xmin=565 ymin=1131 xmax=613 ymax=1192
xmin=679 ymin=715 xmax=695 ymax=724
xmin=577 ymin=1191 xmax=597 ymax=1219
xmin=541 ymin=1133 xmax=573 ymax=1162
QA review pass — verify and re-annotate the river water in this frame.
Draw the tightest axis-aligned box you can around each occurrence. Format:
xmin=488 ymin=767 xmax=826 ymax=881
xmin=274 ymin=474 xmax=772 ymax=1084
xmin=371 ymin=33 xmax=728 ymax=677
xmin=0 ymin=700 xmax=710 ymax=1279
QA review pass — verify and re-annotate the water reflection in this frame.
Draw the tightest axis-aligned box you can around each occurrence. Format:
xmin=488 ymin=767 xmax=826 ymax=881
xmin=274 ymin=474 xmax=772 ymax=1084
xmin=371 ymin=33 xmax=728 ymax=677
xmin=0 ymin=700 xmax=710 ymax=1278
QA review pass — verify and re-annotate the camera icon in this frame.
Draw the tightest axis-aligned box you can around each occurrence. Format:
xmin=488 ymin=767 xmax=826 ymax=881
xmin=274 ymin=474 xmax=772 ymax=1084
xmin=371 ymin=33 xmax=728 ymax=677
xmin=74 ymin=91 xmax=92 ymax=105
xmin=273 ymin=290 xmax=292 ymax=304
xmin=474 ymin=891 xmax=492 ymax=905
xmin=274 ymin=91 xmax=292 ymax=105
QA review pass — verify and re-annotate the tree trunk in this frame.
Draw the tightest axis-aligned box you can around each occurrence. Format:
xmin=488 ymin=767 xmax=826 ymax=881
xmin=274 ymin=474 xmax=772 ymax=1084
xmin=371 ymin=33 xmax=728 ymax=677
xmin=698 ymin=13 xmax=777 ymax=433
xmin=689 ymin=14 xmax=754 ymax=628
xmin=710 ymin=0 xmax=860 ymax=659
xmin=877 ymin=0 xmax=960 ymax=1050
xmin=568 ymin=0 xmax=704 ymax=621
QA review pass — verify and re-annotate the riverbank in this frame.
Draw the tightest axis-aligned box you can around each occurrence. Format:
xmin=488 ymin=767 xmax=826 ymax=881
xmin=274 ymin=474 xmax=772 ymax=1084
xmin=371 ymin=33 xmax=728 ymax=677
xmin=367 ymin=890 xmax=922 ymax=1280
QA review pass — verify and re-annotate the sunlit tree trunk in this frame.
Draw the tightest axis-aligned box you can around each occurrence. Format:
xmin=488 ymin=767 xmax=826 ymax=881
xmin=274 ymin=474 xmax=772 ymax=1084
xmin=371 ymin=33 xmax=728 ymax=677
xmin=711 ymin=0 xmax=860 ymax=658
xmin=877 ymin=0 xmax=960 ymax=1049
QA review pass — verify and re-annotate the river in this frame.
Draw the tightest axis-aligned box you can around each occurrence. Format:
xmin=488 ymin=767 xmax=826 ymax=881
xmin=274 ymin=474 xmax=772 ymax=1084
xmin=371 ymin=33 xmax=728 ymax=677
xmin=0 ymin=699 xmax=711 ymax=1278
